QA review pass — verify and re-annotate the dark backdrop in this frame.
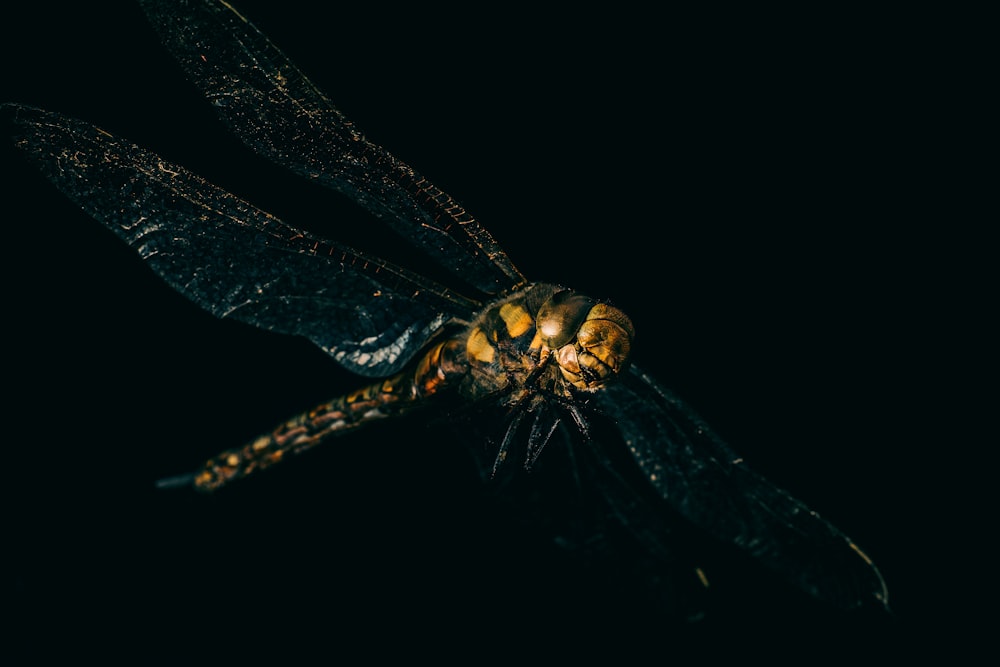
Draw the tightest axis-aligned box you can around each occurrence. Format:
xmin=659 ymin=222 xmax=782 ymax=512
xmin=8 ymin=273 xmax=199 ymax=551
xmin=1 ymin=1 xmax=983 ymax=662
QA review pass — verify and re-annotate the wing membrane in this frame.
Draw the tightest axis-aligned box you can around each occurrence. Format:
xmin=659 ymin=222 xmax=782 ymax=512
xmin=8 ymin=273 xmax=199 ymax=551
xmin=5 ymin=103 xmax=477 ymax=376
xmin=136 ymin=0 xmax=526 ymax=295
xmin=594 ymin=365 xmax=890 ymax=610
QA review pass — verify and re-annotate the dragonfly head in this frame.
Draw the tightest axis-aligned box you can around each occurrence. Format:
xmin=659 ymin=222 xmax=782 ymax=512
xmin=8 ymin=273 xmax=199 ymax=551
xmin=535 ymin=289 xmax=634 ymax=391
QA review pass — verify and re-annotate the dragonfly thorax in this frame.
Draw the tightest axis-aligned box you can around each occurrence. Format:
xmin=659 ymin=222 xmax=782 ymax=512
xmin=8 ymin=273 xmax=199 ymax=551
xmin=462 ymin=284 xmax=634 ymax=398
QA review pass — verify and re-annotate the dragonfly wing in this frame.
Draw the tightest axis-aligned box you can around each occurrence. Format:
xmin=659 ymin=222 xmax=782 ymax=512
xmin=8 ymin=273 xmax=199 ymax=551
xmin=452 ymin=405 xmax=709 ymax=619
xmin=5 ymin=104 xmax=477 ymax=377
xmin=137 ymin=0 xmax=526 ymax=295
xmin=593 ymin=364 xmax=890 ymax=610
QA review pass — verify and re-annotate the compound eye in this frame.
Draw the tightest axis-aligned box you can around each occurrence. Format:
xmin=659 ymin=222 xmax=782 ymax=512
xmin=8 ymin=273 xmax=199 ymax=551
xmin=551 ymin=304 xmax=634 ymax=390
xmin=577 ymin=318 xmax=632 ymax=375
xmin=535 ymin=291 xmax=595 ymax=348
xmin=555 ymin=318 xmax=632 ymax=390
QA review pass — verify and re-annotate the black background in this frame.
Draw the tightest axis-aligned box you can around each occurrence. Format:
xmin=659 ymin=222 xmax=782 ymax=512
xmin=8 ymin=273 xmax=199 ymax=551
xmin=1 ymin=1 xmax=986 ymax=662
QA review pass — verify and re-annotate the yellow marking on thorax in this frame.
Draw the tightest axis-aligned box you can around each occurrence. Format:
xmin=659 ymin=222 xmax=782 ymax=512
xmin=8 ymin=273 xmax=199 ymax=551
xmin=466 ymin=327 xmax=495 ymax=364
xmin=499 ymin=302 xmax=534 ymax=338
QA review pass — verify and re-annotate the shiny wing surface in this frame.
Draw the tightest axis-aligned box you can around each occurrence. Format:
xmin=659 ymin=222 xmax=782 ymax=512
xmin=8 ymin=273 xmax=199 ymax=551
xmin=594 ymin=365 xmax=890 ymax=610
xmin=137 ymin=0 xmax=526 ymax=295
xmin=5 ymin=103 xmax=477 ymax=377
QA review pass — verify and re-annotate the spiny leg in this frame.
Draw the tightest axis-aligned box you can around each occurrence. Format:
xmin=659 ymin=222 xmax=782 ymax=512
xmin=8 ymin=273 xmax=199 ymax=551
xmin=525 ymin=408 xmax=561 ymax=471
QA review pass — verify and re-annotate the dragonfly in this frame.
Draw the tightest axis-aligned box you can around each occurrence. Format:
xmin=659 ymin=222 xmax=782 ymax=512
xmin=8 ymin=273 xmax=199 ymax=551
xmin=3 ymin=0 xmax=888 ymax=615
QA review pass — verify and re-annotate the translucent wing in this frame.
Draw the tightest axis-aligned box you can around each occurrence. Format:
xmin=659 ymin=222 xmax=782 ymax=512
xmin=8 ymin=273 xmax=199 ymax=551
xmin=4 ymin=103 xmax=478 ymax=377
xmin=455 ymin=403 xmax=711 ymax=619
xmin=137 ymin=0 xmax=526 ymax=295
xmin=593 ymin=365 xmax=890 ymax=610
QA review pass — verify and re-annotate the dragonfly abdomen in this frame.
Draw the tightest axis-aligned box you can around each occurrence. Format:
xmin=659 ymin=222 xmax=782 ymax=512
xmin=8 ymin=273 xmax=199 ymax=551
xmin=178 ymin=338 xmax=468 ymax=492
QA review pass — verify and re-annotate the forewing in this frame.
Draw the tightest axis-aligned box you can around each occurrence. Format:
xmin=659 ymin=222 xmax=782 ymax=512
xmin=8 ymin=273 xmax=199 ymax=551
xmin=137 ymin=0 xmax=526 ymax=295
xmin=5 ymin=104 xmax=477 ymax=377
xmin=593 ymin=365 xmax=890 ymax=610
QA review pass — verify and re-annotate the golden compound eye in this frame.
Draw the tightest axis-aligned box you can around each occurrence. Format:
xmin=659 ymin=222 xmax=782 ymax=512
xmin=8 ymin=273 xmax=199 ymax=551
xmin=558 ymin=322 xmax=631 ymax=389
xmin=545 ymin=299 xmax=634 ymax=390
xmin=535 ymin=291 xmax=596 ymax=348
xmin=577 ymin=317 xmax=632 ymax=373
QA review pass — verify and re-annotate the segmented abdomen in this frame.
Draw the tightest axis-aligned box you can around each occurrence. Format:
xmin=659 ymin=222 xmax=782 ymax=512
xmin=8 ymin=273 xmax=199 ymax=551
xmin=189 ymin=338 xmax=466 ymax=491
